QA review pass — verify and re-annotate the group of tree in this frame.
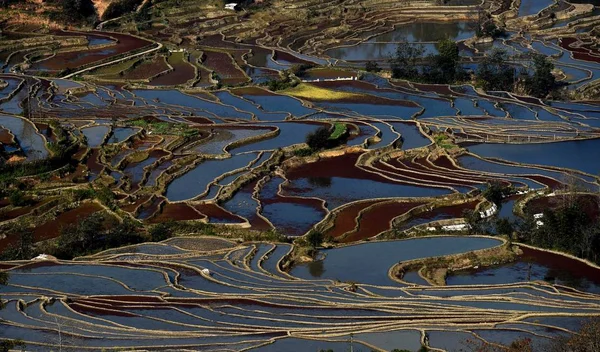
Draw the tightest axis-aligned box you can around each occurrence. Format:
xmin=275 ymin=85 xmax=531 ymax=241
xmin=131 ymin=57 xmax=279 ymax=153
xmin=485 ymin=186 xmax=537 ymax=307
xmin=519 ymin=199 xmax=600 ymax=263
xmin=266 ymin=70 xmax=299 ymax=91
xmin=388 ymin=38 xmax=466 ymax=84
xmin=134 ymin=0 xmax=153 ymax=30
xmin=0 ymin=211 xmax=145 ymax=261
xmin=387 ymin=37 xmax=560 ymax=98
xmin=476 ymin=49 xmax=559 ymax=98
xmin=387 ymin=38 xmax=465 ymax=84
xmin=51 ymin=213 xmax=143 ymax=259
xmin=475 ymin=49 xmax=517 ymax=91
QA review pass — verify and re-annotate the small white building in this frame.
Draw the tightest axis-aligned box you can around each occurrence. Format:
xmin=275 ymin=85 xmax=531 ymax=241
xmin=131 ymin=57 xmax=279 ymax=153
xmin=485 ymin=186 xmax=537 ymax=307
xmin=479 ymin=203 xmax=498 ymax=218
xmin=225 ymin=3 xmax=239 ymax=10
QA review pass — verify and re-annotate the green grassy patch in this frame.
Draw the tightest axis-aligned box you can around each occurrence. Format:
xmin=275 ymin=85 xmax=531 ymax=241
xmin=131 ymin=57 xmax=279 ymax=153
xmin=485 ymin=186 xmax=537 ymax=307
xmin=328 ymin=122 xmax=347 ymax=140
xmin=129 ymin=119 xmax=198 ymax=137
xmin=434 ymin=133 xmax=455 ymax=150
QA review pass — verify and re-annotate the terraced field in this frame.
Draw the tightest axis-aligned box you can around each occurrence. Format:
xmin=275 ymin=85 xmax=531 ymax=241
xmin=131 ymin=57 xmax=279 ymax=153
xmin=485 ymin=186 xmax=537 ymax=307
xmin=2 ymin=236 xmax=600 ymax=351
xmin=2 ymin=0 xmax=600 ymax=349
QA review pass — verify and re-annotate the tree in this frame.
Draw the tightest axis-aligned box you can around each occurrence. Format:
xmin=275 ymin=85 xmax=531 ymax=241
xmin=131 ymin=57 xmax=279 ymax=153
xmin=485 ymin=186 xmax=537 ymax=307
xmin=475 ymin=9 xmax=505 ymax=39
xmin=482 ymin=181 xmax=508 ymax=206
xmin=463 ymin=209 xmax=484 ymax=234
xmin=8 ymin=190 xmax=28 ymax=207
xmin=389 ymin=40 xmax=425 ymax=80
xmin=290 ymin=64 xmax=314 ymax=78
xmin=389 ymin=38 xmax=465 ymax=84
xmin=306 ymin=230 xmax=324 ymax=249
xmin=134 ymin=0 xmax=152 ymax=29
xmin=495 ymin=217 xmax=514 ymax=236
xmin=150 ymin=222 xmax=172 ymax=242
xmin=0 ymin=221 xmax=35 ymax=260
xmin=106 ymin=217 xmax=144 ymax=248
xmin=524 ymin=202 xmax=600 ymax=262
xmin=431 ymin=38 xmax=462 ymax=83
xmin=0 ymin=339 xmax=25 ymax=352
xmin=458 ymin=337 xmax=532 ymax=351
xmin=525 ymin=54 xmax=557 ymax=98
xmin=54 ymin=0 xmax=97 ymax=22
xmin=0 ymin=271 xmax=6 ymax=309
xmin=476 ymin=50 xmax=516 ymax=91
xmin=365 ymin=60 xmax=381 ymax=73
xmin=306 ymin=126 xmax=332 ymax=150
xmin=95 ymin=185 xmax=115 ymax=209
xmin=55 ymin=213 xmax=106 ymax=259
xmin=102 ymin=0 xmax=143 ymax=20
xmin=551 ymin=318 xmax=600 ymax=352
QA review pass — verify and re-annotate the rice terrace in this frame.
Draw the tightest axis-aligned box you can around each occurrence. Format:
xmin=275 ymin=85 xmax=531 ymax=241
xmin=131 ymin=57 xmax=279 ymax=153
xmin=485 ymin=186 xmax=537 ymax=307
xmin=2 ymin=0 xmax=600 ymax=350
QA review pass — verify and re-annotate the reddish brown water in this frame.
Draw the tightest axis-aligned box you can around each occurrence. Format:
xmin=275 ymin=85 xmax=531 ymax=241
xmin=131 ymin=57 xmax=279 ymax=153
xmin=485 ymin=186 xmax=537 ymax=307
xmin=194 ymin=203 xmax=246 ymax=223
xmin=149 ymin=202 xmax=205 ymax=223
xmin=326 ymin=200 xmax=381 ymax=238
xmin=343 ymin=200 xmax=427 ymax=242
xmin=31 ymin=202 xmax=104 ymax=244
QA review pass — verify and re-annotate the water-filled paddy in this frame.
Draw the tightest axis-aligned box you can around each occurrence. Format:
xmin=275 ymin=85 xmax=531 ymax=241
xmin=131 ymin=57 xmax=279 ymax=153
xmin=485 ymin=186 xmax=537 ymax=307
xmin=447 ymin=246 xmax=600 ymax=293
xmin=290 ymin=236 xmax=503 ymax=285
xmin=466 ymin=139 xmax=600 ymax=177
xmin=165 ymin=153 xmax=257 ymax=201
xmin=0 ymin=114 xmax=49 ymax=160
xmin=368 ymin=21 xmax=477 ymax=43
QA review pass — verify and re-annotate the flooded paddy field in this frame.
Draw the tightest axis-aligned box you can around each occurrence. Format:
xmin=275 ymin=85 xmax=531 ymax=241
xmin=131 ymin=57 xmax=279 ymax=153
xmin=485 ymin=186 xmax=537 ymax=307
xmin=1 ymin=236 xmax=600 ymax=351
xmin=3 ymin=0 xmax=600 ymax=349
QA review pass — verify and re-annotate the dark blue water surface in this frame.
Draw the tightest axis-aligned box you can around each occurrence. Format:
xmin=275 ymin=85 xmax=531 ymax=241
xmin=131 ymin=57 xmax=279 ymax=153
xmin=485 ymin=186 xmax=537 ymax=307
xmin=466 ymin=139 xmax=600 ymax=176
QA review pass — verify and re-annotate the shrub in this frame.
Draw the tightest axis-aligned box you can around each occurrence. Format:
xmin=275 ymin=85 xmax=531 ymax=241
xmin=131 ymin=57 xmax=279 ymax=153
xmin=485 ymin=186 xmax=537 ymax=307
xmin=306 ymin=230 xmax=324 ymax=248
xmin=0 ymin=340 xmax=26 ymax=352
xmin=482 ymin=181 xmax=509 ymax=206
xmin=365 ymin=60 xmax=381 ymax=73
xmin=150 ymin=222 xmax=172 ymax=242
xmin=8 ymin=190 xmax=28 ymax=207
xmin=71 ymin=188 xmax=96 ymax=201
xmin=290 ymin=64 xmax=314 ymax=78
xmin=293 ymin=148 xmax=313 ymax=157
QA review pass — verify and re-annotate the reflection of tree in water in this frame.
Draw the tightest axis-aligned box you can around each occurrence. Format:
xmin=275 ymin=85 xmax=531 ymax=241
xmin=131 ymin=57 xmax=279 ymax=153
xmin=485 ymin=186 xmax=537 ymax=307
xmin=544 ymin=267 xmax=591 ymax=291
xmin=377 ymin=22 xmax=469 ymax=43
xmin=308 ymin=260 xmax=325 ymax=278
xmin=308 ymin=177 xmax=332 ymax=188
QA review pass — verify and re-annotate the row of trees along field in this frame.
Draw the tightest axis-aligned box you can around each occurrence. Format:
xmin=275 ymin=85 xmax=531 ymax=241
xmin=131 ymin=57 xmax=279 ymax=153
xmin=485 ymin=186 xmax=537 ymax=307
xmin=364 ymin=38 xmax=560 ymax=99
